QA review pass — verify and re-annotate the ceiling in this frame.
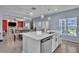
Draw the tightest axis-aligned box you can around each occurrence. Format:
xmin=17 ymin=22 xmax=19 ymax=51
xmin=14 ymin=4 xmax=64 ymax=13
xmin=0 ymin=5 xmax=79 ymax=18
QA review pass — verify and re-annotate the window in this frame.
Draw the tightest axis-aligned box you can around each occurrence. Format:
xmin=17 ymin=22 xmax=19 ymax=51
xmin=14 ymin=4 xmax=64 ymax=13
xmin=59 ymin=17 xmax=77 ymax=36
xmin=24 ymin=18 xmax=32 ymax=30
xmin=42 ymin=21 xmax=48 ymax=29
xmin=25 ymin=23 xmax=30 ymax=29
xmin=36 ymin=21 xmax=42 ymax=30
xmin=33 ymin=20 xmax=49 ymax=31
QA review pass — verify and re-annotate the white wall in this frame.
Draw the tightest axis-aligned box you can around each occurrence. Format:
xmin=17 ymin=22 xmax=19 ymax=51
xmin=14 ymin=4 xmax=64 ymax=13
xmin=33 ymin=8 xmax=79 ymax=43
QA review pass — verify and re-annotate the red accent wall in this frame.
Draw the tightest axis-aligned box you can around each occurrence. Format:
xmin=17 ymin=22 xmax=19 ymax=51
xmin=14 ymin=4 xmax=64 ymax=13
xmin=17 ymin=21 xmax=24 ymax=28
xmin=2 ymin=20 xmax=7 ymax=32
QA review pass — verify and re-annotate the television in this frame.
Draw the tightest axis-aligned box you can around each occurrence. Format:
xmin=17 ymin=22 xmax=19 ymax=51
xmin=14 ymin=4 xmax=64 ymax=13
xmin=8 ymin=22 xmax=16 ymax=27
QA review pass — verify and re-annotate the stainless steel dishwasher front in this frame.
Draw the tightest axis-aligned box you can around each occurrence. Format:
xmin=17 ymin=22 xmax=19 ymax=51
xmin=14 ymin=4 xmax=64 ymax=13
xmin=41 ymin=36 xmax=52 ymax=53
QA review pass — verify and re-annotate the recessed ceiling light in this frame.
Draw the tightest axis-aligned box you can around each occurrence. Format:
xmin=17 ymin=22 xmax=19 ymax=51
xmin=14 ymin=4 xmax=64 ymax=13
xmin=30 ymin=12 xmax=34 ymax=16
xmin=54 ymin=8 xmax=58 ymax=11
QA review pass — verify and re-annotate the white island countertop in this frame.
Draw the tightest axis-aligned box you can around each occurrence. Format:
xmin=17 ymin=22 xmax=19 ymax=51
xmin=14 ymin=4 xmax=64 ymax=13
xmin=21 ymin=31 xmax=53 ymax=40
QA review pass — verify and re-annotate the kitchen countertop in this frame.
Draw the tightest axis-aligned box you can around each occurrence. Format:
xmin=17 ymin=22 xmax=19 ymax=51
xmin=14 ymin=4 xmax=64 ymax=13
xmin=21 ymin=31 xmax=53 ymax=40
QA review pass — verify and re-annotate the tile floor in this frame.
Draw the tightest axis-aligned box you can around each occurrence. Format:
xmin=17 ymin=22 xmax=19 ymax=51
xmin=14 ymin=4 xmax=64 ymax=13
xmin=0 ymin=34 xmax=22 ymax=53
xmin=0 ymin=33 xmax=79 ymax=53
xmin=54 ymin=40 xmax=79 ymax=53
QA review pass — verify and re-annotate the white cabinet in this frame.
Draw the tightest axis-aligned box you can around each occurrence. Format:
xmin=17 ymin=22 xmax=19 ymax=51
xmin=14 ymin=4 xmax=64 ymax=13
xmin=52 ymin=34 xmax=58 ymax=52
xmin=51 ymin=31 xmax=62 ymax=52
xmin=55 ymin=34 xmax=60 ymax=48
xmin=0 ymin=20 xmax=3 ymax=40
xmin=52 ymin=35 xmax=56 ymax=52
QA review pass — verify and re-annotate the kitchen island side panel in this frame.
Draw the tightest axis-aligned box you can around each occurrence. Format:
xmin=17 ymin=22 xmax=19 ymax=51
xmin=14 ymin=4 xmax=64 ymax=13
xmin=23 ymin=35 xmax=41 ymax=53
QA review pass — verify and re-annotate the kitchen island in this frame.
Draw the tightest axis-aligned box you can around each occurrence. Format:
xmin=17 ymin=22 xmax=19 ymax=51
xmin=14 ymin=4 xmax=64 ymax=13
xmin=22 ymin=31 xmax=62 ymax=53
xmin=22 ymin=31 xmax=53 ymax=53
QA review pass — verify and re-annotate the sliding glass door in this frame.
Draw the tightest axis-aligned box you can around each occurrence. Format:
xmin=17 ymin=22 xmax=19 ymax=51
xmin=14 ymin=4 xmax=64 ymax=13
xmin=59 ymin=17 xmax=77 ymax=36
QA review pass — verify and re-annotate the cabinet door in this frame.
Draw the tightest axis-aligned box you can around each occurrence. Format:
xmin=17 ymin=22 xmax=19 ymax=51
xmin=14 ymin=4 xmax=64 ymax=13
xmin=56 ymin=33 xmax=62 ymax=45
xmin=55 ymin=33 xmax=62 ymax=48
xmin=52 ymin=36 xmax=56 ymax=52
xmin=55 ymin=33 xmax=60 ymax=49
xmin=52 ymin=39 xmax=55 ymax=52
xmin=55 ymin=37 xmax=59 ymax=48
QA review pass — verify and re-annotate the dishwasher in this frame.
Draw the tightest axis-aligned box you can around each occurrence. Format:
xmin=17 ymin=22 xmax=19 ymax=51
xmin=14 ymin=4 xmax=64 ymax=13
xmin=41 ymin=36 xmax=52 ymax=53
